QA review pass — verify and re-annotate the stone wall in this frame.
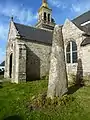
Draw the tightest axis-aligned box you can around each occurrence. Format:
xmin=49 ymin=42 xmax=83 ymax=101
xmin=4 ymin=20 xmax=18 ymax=82
xmin=82 ymin=45 xmax=90 ymax=75
xmin=62 ymin=19 xmax=85 ymax=76
xmin=19 ymin=39 xmax=51 ymax=81
xmin=4 ymin=20 xmax=52 ymax=83
xmin=16 ymin=42 xmax=26 ymax=82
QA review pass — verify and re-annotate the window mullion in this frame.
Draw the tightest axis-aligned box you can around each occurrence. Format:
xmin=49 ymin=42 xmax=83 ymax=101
xmin=70 ymin=42 xmax=73 ymax=63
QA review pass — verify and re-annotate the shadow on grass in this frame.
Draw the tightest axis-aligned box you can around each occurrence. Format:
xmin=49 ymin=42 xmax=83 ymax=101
xmin=0 ymin=85 xmax=3 ymax=88
xmin=68 ymin=58 xmax=84 ymax=94
xmin=3 ymin=115 xmax=23 ymax=120
xmin=68 ymin=84 xmax=83 ymax=94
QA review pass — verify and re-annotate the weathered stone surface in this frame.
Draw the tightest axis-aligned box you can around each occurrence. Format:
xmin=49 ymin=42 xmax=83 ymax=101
xmin=62 ymin=19 xmax=85 ymax=76
xmin=4 ymin=20 xmax=18 ymax=82
xmin=4 ymin=20 xmax=52 ymax=83
xmin=20 ymin=40 xmax=51 ymax=81
xmin=47 ymin=25 xmax=68 ymax=99
xmin=18 ymin=43 xmax=26 ymax=83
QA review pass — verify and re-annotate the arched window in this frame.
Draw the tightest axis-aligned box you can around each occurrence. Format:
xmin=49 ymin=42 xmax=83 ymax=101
xmin=66 ymin=41 xmax=77 ymax=63
xmin=44 ymin=12 xmax=46 ymax=21
xmin=48 ymin=14 xmax=50 ymax=22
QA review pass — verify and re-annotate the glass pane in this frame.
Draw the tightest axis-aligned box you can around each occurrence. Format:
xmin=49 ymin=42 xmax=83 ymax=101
xmin=72 ymin=41 xmax=77 ymax=51
xmin=66 ymin=53 xmax=70 ymax=63
xmin=66 ymin=43 xmax=70 ymax=52
xmin=72 ymin=52 xmax=77 ymax=63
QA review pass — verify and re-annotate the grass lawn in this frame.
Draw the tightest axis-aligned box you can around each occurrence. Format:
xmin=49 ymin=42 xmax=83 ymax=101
xmin=0 ymin=78 xmax=90 ymax=120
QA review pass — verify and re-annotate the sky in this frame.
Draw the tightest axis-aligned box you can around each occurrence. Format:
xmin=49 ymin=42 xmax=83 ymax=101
xmin=0 ymin=0 xmax=90 ymax=63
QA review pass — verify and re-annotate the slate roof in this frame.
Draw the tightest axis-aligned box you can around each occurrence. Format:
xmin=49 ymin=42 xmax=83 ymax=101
xmin=72 ymin=10 xmax=90 ymax=46
xmin=14 ymin=22 xmax=53 ymax=45
xmin=72 ymin=10 xmax=90 ymax=26
xmin=81 ymin=37 xmax=90 ymax=46
xmin=72 ymin=10 xmax=90 ymax=33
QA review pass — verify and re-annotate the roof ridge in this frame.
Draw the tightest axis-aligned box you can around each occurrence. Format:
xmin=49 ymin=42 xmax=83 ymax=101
xmin=14 ymin=22 xmax=51 ymax=33
xmin=14 ymin=22 xmax=35 ymax=28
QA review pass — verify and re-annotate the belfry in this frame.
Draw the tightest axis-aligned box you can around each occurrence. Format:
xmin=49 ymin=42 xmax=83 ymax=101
xmin=35 ymin=0 xmax=55 ymax=31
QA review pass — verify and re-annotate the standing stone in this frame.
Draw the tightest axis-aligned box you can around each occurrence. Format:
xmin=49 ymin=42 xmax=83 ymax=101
xmin=47 ymin=25 xmax=68 ymax=99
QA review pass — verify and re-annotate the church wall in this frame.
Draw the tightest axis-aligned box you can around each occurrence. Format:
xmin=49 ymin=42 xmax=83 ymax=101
xmin=15 ymin=42 xmax=26 ymax=83
xmin=19 ymin=39 xmax=51 ymax=81
xmin=4 ymin=20 xmax=52 ymax=83
xmin=4 ymin=21 xmax=18 ymax=82
xmin=62 ymin=19 xmax=86 ymax=82
xmin=4 ymin=40 xmax=18 ymax=82
xmin=82 ymin=45 xmax=90 ymax=75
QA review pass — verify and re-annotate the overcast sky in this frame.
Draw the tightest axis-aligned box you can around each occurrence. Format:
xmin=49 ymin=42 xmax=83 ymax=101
xmin=0 ymin=0 xmax=90 ymax=63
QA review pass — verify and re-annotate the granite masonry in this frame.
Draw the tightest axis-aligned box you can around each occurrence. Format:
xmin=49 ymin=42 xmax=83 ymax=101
xmin=47 ymin=25 xmax=68 ymax=98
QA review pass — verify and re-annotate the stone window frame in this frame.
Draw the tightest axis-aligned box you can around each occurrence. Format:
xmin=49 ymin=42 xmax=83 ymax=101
xmin=48 ymin=13 xmax=50 ymax=22
xmin=44 ymin=12 xmax=47 ymax=21
xmin=66 ymin=41 xmax=77 ymax=64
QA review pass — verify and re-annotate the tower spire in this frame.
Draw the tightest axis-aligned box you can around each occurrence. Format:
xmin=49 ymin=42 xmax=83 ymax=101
xmin=42 ymin=0 xmax=47 ymax=3
xmin=42 ymin=0 xmax=48 ymax=7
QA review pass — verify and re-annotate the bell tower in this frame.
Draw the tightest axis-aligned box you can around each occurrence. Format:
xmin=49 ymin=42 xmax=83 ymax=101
xmin=35 ymin=0 xmax=55 ymax=31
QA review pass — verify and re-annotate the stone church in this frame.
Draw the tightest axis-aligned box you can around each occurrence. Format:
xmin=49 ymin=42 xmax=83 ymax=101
xmin=4 ymin=0 xmax=90 ymax=83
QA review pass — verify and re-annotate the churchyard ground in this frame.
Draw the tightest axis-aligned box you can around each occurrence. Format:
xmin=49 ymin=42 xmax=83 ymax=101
xmin=0 ymin=76 xmax=90 ymax=120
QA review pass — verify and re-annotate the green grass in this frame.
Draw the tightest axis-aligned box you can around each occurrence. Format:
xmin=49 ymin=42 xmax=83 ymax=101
xmin=0 ymin=78 xmax=90 ymax=120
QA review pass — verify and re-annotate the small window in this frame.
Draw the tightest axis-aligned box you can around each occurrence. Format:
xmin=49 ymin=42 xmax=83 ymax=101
xmin=44 ymin=12 xmax=46 ymax=21
xmin=66 ymin=41 xmax=77 ymax=63
xmin=48 ymin=14 xmax=50 ymax=22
